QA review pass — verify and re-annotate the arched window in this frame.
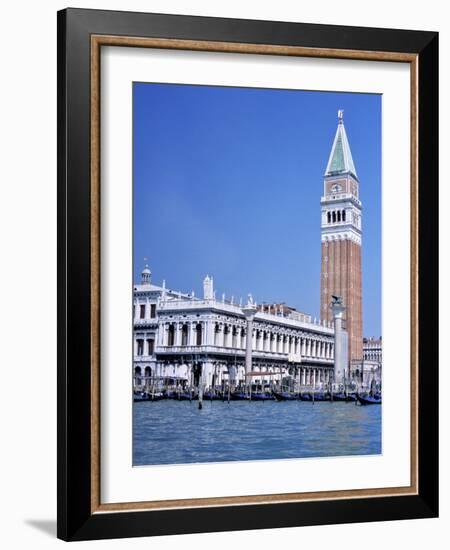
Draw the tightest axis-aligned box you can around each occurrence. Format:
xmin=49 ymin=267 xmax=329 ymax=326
xmin=147 ymin=339 xmax=154 ymax=355
xmin=332 ymin=211 xmax=336 ymax=223
xmin=168 ymin=324 xmax=175 ymax=346
xmin=196 ymin=323 xmax=202 ymax=346
xmin=181 ymin=324 xmax=188 ymax=346
xmin=136 ymin=339 xmax=144 ymax=355
xmin=327 ymin=211 xmax=331 ymax=224
xmin=144 ymin=366 xmax=152 ymax=379
xmin=134 ymin=366 xmax=142 ymax=385
xmin=342 ymin=210 xmax=346 ymax=222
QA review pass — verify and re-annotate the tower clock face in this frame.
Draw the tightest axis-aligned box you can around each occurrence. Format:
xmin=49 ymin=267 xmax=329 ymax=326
xmin=331 ymin=183 xmax=342 ymax=193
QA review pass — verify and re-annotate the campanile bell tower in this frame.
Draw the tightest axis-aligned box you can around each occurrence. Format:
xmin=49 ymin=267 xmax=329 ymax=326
xmin=320 ymin=110 xmax=363 ymax=365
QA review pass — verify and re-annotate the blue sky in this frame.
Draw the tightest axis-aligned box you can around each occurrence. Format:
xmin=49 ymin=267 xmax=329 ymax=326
xmin=133 ymin=83 xmax=381 ymax=337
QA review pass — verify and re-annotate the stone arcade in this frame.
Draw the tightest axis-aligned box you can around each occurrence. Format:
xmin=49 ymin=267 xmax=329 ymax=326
xmin=134 ymin=270 xmax=337 ymax=390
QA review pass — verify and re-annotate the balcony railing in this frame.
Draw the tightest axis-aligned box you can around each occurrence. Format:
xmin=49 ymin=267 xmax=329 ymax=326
xmin=156 ymin=300 xmax=333 ymax=334
xmin=152 ymin=344 xmax=333 ymax=363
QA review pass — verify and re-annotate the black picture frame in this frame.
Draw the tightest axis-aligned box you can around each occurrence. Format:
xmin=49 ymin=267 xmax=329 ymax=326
xmin=57 ymin=7 xmax=438 ymax=542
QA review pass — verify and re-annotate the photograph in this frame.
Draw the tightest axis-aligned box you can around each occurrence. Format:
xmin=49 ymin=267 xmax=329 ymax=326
xmin=132 ymin=82 xmax=383 ymax=467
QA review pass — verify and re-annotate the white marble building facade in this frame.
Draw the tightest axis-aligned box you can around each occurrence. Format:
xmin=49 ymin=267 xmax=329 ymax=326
xmin=134 ymin=267 xmax=336 ymax=390
xmin=363 ymin=337 xmax=382 ymax=365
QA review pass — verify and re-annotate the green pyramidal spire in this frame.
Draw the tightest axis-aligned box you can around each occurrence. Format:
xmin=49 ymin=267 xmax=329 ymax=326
xmin=325 ymin=110 xmax=358 ymax=179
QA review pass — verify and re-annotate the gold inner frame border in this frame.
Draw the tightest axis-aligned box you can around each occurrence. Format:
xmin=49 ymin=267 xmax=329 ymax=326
xmin=90 ymin=35 xmax=419 ymax=514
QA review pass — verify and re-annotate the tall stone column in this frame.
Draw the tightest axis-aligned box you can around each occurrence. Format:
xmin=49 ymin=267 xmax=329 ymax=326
xmin=242 ymin=297 xmax=257 ymax=380
xmin=189 ymin=322 xmax=196 ymax=346
xmin=206 ymin=320 xmax=214 ymax=346
xmin=174 ymin=323 xmax=181 ymax=347
xmin=331 ymin=297 xmax=347 ymax=384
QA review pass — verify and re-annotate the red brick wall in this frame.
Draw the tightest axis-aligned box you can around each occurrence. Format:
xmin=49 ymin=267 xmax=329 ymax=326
xmin=321 ymin=239 xmax=363 ymax=363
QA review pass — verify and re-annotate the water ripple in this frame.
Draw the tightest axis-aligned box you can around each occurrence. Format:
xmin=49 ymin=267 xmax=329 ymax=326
xmin=133 ymin=400 xmax=381 ymax=466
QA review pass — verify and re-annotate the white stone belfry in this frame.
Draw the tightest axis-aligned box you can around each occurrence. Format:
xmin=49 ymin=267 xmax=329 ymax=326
xmin=203 ymin=275 xmax=214 ymax=300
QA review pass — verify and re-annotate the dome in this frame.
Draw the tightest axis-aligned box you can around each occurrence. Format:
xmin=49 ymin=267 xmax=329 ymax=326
xmin=141 ymin=263 xmax=152 ymax=284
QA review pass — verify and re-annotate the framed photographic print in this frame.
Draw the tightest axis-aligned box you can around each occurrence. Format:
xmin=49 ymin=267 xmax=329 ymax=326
xmin=57 ymin=8 xmax=438 ymax=541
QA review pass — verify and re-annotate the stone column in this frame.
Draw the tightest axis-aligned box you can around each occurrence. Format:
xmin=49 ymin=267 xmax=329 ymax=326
xmin=189 ymin=322 xmax=196 ymax=346
xmin=206 ymin=321 xmax=214 ymax=346
xmin=163 ymin=323 xmax=168 ymax=346
xmin=221 ymin=324 xmax=226 ymax=347
xmin=331 ymin=298 xmax=347 ymax=384
xmin=242 ymin=300 xmax=257 ymax=379
xmin=174 ymin=323 xmax=181 ymax=347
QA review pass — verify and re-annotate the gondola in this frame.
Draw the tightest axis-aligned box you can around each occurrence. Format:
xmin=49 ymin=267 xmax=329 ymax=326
xmin=176 ymin=392 xmax=198 ymax=401
xmin=148 ymin=392 xmax=164 ymax=401
xmin=330 ymin=392 xmax=347 ymax=401
xmin=311 ymin=391 xmax=330 ymax=402
xmin=164 ymin=390 xmax=177 ymax=399
xmin=203 ymin=392 xmax=222 ymax=401
xmin=357 ymin=393 xmax=382 ymax=405
xmin=331 ymin=392 xmax=357 ymax=402
xmin=249 ymin=392 xmax=276 ymax=401
xmin=299 ymin=392 xmax=312 ymax=401
xmin=272 ymin=391 xmax=298 ymax=401
xmin=230 ymin=391 xmax=250 ymax=401
xmin=133 ymin=391 xmax=150 ymax=402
